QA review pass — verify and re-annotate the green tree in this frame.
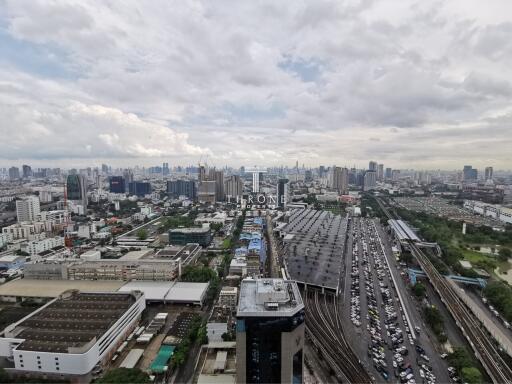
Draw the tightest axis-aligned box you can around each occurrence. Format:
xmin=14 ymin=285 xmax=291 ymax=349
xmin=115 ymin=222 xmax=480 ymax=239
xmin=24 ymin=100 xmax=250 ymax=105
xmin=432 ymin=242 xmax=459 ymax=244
xmin=461 ymin=367 xmax=482 ymax=384
xmin=136 ymin=228 xmax=148 ymax=240
xmin=412 ymin=282 xmax=426 ymax=298
xmin=447 ymin=347 xmax=474 ymax=372
xmin=96 ymin=368 xmax=150 ymax=383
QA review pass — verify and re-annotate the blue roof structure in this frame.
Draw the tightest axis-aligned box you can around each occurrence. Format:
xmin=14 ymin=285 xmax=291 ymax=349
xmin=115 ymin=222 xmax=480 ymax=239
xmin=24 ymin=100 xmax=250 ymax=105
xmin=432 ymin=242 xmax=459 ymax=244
xmin=235 ymin=247 xmax=248 ymax=257
xmin=240 ymin=232 xmax=252 ymax=241
xmin=248 ymin=238 xmax=262 ymax=252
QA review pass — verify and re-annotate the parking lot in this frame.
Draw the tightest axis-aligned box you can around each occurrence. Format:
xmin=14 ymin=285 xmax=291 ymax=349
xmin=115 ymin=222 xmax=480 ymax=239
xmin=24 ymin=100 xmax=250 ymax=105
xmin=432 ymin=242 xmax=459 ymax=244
xmin=392 ymin=196 xmax=501 ymax=227
xmin=342 ymin=217 xmax=448 ymax=384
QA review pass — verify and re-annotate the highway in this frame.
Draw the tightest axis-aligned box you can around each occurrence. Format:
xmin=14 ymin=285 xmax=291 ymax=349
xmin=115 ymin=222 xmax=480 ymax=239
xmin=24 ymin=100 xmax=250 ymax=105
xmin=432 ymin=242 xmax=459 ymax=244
xmin=304 ymin=287 xmax=372 ymax=384
xmin=376 ymin=197 xmax=512 ymax=384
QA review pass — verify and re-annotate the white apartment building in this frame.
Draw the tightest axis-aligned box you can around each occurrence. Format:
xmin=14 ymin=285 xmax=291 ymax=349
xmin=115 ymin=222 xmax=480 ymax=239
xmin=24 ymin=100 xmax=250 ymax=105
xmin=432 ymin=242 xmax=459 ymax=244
xmin=0 ymin=291 xmax=145 ymax=381
xmin=0 ymin=233 xmax=13 ymax=248
xmin=22 ymin=237 xmax=65 ymax=256
xmin=2 ymin=222 xmax=47 ymax=241
xmin=16 ymin=196 xmax=40 ymax=223
xmin=464 ymin=200 xmax=512 ymax=225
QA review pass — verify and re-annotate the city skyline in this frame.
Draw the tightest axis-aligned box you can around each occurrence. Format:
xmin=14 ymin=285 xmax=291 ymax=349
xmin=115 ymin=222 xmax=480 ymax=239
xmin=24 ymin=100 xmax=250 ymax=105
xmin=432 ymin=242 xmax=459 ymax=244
xmin=1 ymin=1 xmax=512 ymax=168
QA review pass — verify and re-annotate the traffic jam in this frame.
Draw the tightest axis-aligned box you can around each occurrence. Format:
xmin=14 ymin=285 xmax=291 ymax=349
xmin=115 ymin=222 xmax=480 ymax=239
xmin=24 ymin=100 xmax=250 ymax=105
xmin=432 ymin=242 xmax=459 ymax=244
xmin=350 ymin=218 xmax=438 ymax=383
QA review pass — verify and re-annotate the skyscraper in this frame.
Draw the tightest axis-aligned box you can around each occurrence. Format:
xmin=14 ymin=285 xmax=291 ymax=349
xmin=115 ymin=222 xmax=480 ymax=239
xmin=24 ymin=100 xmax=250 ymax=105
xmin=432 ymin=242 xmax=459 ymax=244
xmin=277 ymin=178 xmax=289 ymax=208
xmin=385 ymin=167 xmax=392 ymax=180
xmin=66 ymin=174 xmax=88 ymax=209
xmin=128 ymin=181 xmax=151 ymax=197
xmin=167 ymin=180 xmax=197 ymax=199
xmin=214 ymin=170 xmax=225 ymax=201
xmin=225 ymin=175 xmax=243 ymax=200
xmin=16 ymin=196 xmax=40 ymax=223
xmin=109 ymin=176 xmax=125 ymax=194
xmin=162 ymin=162 xmax=170 ymax=176
xmin=332 ymin=167 xmax=348 ymax=194
xmin=198 ymin=165 xmax=207 ymax=182
xmin=369 ymin=161 xmax=378 ymax=172
xmin=22 ymin=165 xmax=32 ymax=179
xmin=363 ymin=170 xmax=377 ymax=191
xmin=485 ymin=167 xmax=493 ymax=181
xmin=236 ymin=278 xmax=305 ymax=384
xmin=123 ymin=170 xmax=134 ymax=193
xmin=8 ymin=167 xmax=20 ymax=180
xmin=463 ymin=165 xmax=478 ymax=181
xmin=198 ymin=180 xmax=216 ymax=203
xmin=377 ymin=164 xmax=384 ymax=181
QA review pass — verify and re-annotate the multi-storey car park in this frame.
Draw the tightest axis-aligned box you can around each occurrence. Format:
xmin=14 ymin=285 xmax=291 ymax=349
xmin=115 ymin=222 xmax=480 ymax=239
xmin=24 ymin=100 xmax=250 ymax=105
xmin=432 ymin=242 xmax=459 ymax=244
xmin=0 ymin=290 xmax=145 ymax=382
xmin=276 ymin=209 xmax=371 ymax=383
xmin=280 ymin=209 xmax=348 ymax=291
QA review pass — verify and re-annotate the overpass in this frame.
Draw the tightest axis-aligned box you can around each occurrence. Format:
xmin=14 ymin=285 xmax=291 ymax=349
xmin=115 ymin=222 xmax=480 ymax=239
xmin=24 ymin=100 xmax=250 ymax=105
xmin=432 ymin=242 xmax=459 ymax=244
xmin=407 ymin=268 xmax=487 ymax=288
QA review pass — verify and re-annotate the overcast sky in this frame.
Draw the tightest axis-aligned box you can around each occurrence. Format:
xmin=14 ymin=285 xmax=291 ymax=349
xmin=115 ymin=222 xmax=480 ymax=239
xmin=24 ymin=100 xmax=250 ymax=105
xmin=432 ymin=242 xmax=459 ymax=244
xmin=1 ymin=0 xmax=511 ymax=170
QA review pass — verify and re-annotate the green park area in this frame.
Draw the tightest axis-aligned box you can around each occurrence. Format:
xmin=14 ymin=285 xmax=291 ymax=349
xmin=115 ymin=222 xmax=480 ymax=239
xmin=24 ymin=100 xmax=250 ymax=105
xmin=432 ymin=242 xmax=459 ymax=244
xmin=396 ymin=207 xmax=512 ymax=278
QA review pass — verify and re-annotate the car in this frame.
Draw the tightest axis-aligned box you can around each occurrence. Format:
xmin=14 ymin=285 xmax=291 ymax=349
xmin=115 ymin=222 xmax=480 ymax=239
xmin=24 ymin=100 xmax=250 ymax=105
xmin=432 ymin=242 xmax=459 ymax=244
xmin=440 ymin=353 xmax=448 ymax=359
xmin=420 ymin=369 xmax=425 ymax=378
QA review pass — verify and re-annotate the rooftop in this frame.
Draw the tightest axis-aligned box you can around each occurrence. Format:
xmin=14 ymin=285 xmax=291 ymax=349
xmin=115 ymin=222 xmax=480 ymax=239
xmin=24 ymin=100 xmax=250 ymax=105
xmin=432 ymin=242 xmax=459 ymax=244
xmin=237 ymin=278 xmax=304 ymax=317
xmin=170 ymin=227 xmax=210 ymax=234
xmin=7 ymin=291 xmax=139 ymax=353
xmin=0 ymin=279 xmax=125 ymax=298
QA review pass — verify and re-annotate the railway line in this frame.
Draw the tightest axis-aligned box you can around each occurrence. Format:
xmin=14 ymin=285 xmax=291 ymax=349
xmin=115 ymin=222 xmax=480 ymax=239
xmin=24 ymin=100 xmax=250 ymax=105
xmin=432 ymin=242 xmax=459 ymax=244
xmin=376 ymin=197 xmax=512 ymax=384
xmin=304 ymin=287 xmax=373 ymax=384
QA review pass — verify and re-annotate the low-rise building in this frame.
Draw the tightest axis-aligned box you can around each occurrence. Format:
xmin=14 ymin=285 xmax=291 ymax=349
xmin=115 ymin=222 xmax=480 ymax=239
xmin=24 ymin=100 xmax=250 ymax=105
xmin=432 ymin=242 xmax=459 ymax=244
xmin=219 ymin=286 xmax=238 ymax=310
xmin=22 ymin=237 xmax=65 ymax=256
xmin=169 ymin=227 xmax=212 ymax=246
xmin=0 ymin=290 xmax=145 ymax=381
xmin=0 ymin=255 xmax=25 ymax=271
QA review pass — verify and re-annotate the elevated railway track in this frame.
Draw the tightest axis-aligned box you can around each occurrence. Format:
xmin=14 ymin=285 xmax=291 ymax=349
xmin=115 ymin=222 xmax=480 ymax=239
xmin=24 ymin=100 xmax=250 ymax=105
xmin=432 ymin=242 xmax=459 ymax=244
xmin=376 ymin=197 xmax=512 ymax=383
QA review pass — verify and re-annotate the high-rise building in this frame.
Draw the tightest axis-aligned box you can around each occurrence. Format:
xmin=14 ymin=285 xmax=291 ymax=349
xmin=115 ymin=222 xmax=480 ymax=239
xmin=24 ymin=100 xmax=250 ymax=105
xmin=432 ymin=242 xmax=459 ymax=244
xmin=236 ymin=278 xmax=305 ymax=384
xmin=16 ymin=196 xmax=40 ymax=223
xmin=198 ymin=180 xmax=216 ymax=203
xmin=369 ymin=161 xmax=378 ymax=172
xmin=198 ymin=166 xmax=207 ymax=182
xmin=225 ymin=175 xmax=243 ymax=200
xmin=123 ymin=170 xmax=134 ymax=193
xmin=363 ymin=170 xmax=377 ymax=191
xmin=377 ymin=164 xmax=384 ymax=181
xmin=109 ymin=176 xmax=125 ymax=194
xmin=247 ymin=168 xmax=266 ymax=193
xmin=485 ymin=167 xmax=494 ymax=181
xmin=385 ymin=167 xmax=392 ymax=180
xmin=167 ymin=180 xmax=197 ymax=199
xmin=66 ymin=174 xmax=88 ymax=209
xmin=162 ymin=162 xmax=170 ymax=176
xmin=391 ymin=169 xmax=400 ymax=181
xmin=128 ymin=182 xmax=151 ymax=197
xmin=463 ymin=165 xmax=478 ymax=181
xmin=332 ymin=167 xmax=348 ymax=194
xmin=277 ymin=178 xmax=289 ymax=208
xmin=22 ymin=165 xmax=32 ymax=179
xmin=214 ymin=170 xmax=225 ymax=201
xmin=8 ymin=167 xmax=20 ymax=180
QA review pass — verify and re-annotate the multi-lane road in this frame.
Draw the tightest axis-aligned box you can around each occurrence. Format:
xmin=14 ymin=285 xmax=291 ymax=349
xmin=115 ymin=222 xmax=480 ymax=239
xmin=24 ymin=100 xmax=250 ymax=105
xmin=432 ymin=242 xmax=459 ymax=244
xmin=376 ymin=197 xmax=512 ymax=384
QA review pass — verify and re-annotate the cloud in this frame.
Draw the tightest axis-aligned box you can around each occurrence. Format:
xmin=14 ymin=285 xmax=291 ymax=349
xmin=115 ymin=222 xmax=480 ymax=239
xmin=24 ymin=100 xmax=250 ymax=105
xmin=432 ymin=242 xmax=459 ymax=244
xmin=0 ymin=0 xmax=511 ymax=169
